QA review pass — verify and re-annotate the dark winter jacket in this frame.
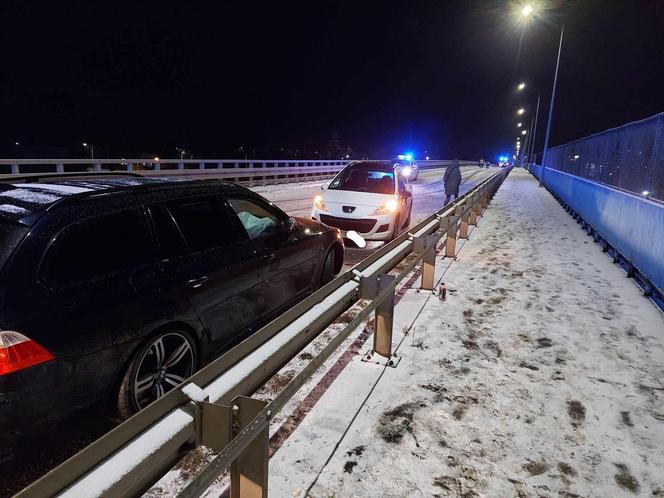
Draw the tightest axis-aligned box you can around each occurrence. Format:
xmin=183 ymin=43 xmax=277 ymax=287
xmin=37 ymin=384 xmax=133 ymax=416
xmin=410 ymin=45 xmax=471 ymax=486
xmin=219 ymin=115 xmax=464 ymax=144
xmin=444 ymin=160 xmax=462 ymax=195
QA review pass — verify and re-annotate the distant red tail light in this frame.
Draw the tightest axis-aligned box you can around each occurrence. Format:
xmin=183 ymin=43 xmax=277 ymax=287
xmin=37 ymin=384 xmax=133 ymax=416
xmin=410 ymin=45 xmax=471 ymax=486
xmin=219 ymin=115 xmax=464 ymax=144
xmin=0 ymin=331 xmax=55 ymax=375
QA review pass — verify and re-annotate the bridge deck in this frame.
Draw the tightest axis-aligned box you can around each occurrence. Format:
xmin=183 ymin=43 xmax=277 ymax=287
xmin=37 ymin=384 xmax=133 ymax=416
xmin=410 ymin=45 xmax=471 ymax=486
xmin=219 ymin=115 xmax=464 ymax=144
xmin=269 ymin=168 xmax=664 ymax=497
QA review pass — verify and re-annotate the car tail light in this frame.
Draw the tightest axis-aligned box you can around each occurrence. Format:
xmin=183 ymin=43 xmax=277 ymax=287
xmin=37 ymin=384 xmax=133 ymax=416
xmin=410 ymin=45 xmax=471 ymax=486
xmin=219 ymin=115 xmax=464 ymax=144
xmin=0 ymin=331 xmax=55 ymax=375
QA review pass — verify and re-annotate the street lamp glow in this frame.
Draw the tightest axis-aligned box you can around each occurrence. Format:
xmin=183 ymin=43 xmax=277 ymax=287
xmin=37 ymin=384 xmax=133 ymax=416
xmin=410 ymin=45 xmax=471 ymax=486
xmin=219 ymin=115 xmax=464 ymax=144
xmin=517 ymin=108 xmax=525 ymax=115
xmin=82 ymin=142 xmax=88 ymax=147
xmin=154 ymin=156 xmax=160 ymax=161
xmin=517 ymin=82 xmax=526 ymax=91
xmin=517 ymin=122 xmax=522 ymax=127
xmin=522 ymin=130 xmax=527 ymax=135
xmin=521 ymin=5 xmax=534 ymax=17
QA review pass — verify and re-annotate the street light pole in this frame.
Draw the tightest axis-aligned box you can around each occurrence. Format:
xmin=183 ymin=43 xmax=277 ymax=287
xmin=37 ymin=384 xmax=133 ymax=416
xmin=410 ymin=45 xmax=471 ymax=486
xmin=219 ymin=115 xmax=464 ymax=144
xmin=529 ymin=92 xmax=541 ymax=164
xmin=540 ymin=24 xmax=564 ymax=186
xmin=83 ymin=142 xmax=94 ymax=160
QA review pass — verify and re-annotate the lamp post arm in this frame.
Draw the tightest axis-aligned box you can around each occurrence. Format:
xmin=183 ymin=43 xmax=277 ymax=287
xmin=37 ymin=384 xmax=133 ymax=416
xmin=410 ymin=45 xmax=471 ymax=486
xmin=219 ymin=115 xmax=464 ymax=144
xmin=540 ymin=24 xmax=564 ymax=185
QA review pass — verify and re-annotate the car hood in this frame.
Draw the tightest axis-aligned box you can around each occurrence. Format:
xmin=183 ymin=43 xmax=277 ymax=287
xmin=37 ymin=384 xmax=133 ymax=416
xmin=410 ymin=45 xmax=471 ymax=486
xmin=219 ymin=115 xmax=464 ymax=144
xmin=321 ymin=189 xmax=396 ymax=217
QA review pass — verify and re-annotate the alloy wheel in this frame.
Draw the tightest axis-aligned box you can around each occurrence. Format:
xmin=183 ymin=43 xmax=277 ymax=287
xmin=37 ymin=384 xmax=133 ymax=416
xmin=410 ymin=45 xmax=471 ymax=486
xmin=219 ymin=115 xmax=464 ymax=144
xmin=132 ymin=332 xmax=195 ymax=409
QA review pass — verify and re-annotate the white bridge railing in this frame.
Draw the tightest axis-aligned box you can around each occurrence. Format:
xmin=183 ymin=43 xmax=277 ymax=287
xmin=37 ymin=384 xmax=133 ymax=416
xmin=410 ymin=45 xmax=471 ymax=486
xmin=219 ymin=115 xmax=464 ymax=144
xmin=0 ymin=159 xmax=477 ymax=186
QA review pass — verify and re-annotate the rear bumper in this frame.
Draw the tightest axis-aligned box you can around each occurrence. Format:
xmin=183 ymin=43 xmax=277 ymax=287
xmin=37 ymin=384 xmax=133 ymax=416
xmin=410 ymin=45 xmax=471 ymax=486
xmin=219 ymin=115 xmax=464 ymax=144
xmin=0 ymin=349 xmax=120 ymax=464
xmin=0 ymin=360 xmax=65 ymax=463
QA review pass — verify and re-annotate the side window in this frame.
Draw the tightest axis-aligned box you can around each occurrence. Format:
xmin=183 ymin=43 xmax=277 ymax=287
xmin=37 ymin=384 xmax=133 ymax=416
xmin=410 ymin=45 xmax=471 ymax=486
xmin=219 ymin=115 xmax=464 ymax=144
xmin=165 ymin=197 xmax=247 ymax=253
xmin=42 ymin=208 xmax=155 ymax=286
xmin=148 ymin=205 xmax=188 ymax=259
xmin=227 ymin=198 xmax=283 ymax=240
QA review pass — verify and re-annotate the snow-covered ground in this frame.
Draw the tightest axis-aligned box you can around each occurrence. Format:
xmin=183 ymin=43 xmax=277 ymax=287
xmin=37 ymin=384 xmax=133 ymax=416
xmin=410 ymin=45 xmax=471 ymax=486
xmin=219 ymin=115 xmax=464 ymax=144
xmin=267 ymin=168 xmax=664 ymax=497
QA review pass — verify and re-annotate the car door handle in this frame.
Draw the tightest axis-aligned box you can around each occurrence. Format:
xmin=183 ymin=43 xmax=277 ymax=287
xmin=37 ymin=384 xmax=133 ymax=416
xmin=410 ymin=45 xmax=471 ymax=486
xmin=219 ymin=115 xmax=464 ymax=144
xmin=263 ymin=252 xmax=277 ymax=262
xmin=186 ymin=276 xmax=209 ymax=288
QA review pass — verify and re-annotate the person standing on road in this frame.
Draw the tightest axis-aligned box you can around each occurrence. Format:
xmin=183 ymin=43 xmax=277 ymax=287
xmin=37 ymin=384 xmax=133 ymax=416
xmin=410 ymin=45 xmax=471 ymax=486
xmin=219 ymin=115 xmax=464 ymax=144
xmin=444 ymin=159 xmax=461 ymax=204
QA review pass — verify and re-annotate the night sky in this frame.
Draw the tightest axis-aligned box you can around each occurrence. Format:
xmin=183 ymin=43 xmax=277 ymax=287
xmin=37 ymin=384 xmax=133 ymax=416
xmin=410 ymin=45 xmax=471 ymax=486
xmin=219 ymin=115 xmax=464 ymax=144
xmin=1 ymin=1 xmax=663 ymax=160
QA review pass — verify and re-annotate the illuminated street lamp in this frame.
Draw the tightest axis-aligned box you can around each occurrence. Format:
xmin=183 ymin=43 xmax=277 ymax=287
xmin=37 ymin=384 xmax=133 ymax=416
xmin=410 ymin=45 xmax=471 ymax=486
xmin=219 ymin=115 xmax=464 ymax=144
xmin=517 ymin=108 xmax=525 ymax=116
xmin=82 ymin=142 xmax=94 ymax=159
xmin=516 ymin=5 xmax=565 ymax=184
xmin=522 ymin=130 xmax=527 ymax=135
xmin=517 ymin=122 xmax=522 ymax=127
xmin=517 ymin=81 xmax=541 ymax=166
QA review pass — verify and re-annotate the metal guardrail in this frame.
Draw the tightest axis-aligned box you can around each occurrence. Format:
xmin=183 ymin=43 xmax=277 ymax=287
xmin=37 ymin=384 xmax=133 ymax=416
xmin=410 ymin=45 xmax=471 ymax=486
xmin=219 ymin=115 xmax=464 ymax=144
xmin=0 ymin=159 xmax=479 ymax=187
xmin=17 ymin=167 xmax=510 ymax=498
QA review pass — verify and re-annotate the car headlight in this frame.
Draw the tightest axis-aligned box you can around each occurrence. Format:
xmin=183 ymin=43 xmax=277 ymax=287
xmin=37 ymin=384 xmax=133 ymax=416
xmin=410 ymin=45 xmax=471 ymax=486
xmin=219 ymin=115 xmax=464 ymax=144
xmin=370 ymin=198 xmax=399 ymax=216
xmin=402 ymin=166 xmax=412 ymax=177
xmin=314 ymin=195 xmax=329 ymax=211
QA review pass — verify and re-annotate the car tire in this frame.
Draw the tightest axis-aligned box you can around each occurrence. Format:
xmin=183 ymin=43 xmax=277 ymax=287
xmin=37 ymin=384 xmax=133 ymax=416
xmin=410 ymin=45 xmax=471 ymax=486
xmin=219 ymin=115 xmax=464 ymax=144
xmin=117 ymin=330 xmax=197 ymax=419
xmin=404 ymin=207 xmax=412 ymax=227
xmin=388 ymin=214 xmax=401 ymax=241
xmin=319 ymin=248 xmax=336 ymax=287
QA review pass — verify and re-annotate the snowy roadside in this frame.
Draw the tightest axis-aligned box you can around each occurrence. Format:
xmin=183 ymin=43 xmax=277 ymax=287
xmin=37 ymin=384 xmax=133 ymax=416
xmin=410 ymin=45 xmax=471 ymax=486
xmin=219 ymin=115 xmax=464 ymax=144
xmin=144 ymin=168 xmax=497 ymax=496
xmin=269 ymin=168 xmax=664 ymax=498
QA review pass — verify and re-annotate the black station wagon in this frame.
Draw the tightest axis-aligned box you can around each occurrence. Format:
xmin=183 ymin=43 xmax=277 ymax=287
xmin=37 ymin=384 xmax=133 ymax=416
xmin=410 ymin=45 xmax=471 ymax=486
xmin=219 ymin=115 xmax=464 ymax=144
xmin=0 ymin=173 xmax=344 ymax=461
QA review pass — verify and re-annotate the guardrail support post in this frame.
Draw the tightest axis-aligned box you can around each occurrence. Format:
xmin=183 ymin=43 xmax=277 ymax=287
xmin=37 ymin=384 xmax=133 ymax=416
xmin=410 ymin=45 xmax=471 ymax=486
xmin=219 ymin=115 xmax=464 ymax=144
xmin=178 ymin=161 xmax=185 ymax=170
xmin=127 ymin=162 xmax=134 ymax=171
xmin=458 ymin=206 xmax=470 ymax=239
xmin=11 ymin=163 xmax=19 ymax=174
xmin=415 ymin=234 xmax=437 ymax=291
xmin=94 ymin=162 xmax=102 ymax=172
xmin=444 ymin=215 xmax=457 ymax=258
xmin=481 ymin=194 xmax=488 ymax=215
xmin=360 ymin=274 xmax=396 ymax=361
xmin=231 ymin=397 xmax=269 ymax=498
xmin=469 ymin=197 xmax=479 ymax=226
xmin=56 ymin=163 xmax=64 ymax=173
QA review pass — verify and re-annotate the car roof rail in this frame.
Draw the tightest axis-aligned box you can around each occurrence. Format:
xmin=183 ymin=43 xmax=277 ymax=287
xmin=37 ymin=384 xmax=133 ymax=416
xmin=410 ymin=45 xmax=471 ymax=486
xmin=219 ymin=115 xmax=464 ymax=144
xmin=0 ymin=171 xmax=145 ymax=183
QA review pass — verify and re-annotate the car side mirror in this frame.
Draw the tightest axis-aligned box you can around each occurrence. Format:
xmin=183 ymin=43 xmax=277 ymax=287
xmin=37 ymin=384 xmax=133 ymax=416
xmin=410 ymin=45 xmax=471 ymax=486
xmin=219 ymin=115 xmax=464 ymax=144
xmin=286 ymin=217 xmax=300 ymax=232
xmin=320 ymin=184 xmax=327 ymax=191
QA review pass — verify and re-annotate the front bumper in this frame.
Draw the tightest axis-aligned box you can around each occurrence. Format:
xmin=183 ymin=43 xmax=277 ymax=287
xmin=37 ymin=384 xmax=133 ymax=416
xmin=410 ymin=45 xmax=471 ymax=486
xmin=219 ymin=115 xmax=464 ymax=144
xmin=311 ymin=209 xmax=397 ymax=241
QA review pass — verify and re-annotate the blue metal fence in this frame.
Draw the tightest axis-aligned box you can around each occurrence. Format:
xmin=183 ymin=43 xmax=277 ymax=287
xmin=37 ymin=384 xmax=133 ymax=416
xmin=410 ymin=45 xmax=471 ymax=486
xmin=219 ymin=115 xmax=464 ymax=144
xmin=544 ymin=112 xmax=664 ymax=202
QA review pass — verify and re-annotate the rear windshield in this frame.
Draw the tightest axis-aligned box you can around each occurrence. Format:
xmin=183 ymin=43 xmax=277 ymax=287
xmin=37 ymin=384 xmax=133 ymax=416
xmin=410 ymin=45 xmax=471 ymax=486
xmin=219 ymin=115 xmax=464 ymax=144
xmin=328 ymin=165 xmax=395 ymax=194
xmin=0 ymin=221 xmax=28 ymax=272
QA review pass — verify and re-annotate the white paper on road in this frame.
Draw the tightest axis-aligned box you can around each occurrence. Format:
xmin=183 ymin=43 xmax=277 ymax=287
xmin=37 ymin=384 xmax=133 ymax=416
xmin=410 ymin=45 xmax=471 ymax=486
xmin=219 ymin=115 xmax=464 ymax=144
xmin=346 ymin=230 xmax=366 ymax=248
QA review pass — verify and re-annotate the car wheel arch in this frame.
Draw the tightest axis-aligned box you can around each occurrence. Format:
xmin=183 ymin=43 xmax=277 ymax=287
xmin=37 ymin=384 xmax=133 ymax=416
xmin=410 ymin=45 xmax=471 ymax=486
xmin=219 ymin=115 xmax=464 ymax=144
xmin=331 ymin=242 xmax=344 ymax=274
xmin=109 ymin=321 xmax=203 ymax=414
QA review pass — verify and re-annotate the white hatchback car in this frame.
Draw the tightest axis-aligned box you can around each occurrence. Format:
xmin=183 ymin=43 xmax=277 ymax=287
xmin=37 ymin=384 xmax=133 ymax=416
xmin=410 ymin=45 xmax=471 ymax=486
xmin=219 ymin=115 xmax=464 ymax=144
xmin=311 ymin=161 xmax=413 ymax=241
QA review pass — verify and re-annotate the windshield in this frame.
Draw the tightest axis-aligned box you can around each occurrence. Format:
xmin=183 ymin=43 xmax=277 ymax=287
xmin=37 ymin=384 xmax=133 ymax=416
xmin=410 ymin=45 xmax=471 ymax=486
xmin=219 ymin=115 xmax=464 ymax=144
xmin=328 ymin=166 xmax=395 ymax=194
xmin=0 ymin=221 xmax=28 ymax=273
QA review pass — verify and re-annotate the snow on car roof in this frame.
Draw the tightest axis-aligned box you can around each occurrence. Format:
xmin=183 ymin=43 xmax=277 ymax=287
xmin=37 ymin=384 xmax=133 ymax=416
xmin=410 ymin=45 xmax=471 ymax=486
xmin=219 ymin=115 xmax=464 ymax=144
xmin=0 ymin=176 xmax=165 ymax=222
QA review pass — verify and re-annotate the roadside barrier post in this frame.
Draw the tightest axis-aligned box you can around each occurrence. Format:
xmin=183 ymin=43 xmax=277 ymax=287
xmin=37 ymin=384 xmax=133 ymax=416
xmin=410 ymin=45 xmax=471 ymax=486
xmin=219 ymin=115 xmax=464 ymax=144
xmin=230 ymin=397 xmax=269 ymax=498
xmin=360 ymin=274 xmax=396 ymax=358
xmin=444 ymin=215 xmax=457 ymax=258
xmin=182 ymin=391 xmax=269 ymax=498
xmin=415 ymin=234 xmax=437 ymax=291
xmin=469 ymin=196 xmax=479 ymax=226
xmin=458 ymin=205 xmax=470 ymax=239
